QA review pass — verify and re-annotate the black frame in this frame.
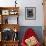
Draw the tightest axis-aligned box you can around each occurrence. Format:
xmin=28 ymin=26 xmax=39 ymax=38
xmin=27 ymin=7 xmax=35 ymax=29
xmin=25 ymin=7 xmax=36 ymax=20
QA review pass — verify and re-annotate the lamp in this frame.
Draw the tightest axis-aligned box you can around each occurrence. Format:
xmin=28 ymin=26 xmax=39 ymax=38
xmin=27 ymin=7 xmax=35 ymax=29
xmin=13 ymin=28 xmax=18 ymax=41
xmin=15 ymin=0 xmax=17 ymax=7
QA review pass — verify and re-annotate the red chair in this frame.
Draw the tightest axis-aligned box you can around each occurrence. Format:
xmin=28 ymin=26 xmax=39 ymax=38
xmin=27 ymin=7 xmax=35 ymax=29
xmin=21 ymin=28 xmax=41 ymax=46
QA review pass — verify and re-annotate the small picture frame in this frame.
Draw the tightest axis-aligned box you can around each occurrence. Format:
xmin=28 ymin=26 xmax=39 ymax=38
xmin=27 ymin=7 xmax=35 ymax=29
xmin=25 ymin=7 xmax=36 ymax=20
xmin=2 ymin=10 xmax=9 ymax=15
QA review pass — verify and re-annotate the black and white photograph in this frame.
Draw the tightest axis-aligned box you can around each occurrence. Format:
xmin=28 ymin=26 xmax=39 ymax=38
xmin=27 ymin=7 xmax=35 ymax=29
xmin=25 ymin=7 xmax=36 ymax=20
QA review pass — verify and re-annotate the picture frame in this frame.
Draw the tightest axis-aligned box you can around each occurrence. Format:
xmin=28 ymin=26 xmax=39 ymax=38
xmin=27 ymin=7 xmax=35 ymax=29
xmin=9 ymin=10 xmax=18 ymax=15
xmin=2 ymin=10 xmax=9 ymax=15
xmin=25 ymin=7 xmax=36 ymax=20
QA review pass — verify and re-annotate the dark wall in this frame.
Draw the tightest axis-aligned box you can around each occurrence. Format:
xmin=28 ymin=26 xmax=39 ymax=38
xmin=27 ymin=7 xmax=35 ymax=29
xmin=18 ymin=26 xmax=44 ymax=44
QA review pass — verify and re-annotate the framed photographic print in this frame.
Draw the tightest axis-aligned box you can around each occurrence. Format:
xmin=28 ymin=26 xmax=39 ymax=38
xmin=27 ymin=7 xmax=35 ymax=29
xmin=2 ymin=10 xmax=9 ymax=15
xmin=25 ymin=7 xmax=36 ymax=20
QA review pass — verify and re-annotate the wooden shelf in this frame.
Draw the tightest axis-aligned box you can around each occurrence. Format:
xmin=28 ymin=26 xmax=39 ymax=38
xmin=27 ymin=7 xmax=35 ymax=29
xmin=0 ymin=7 xmax=19 ymax=46
xmin=0 ymin=7 xmax=19 ymax=10
xmin=0 ymin=24 xmax=20 ymax=32
xmin=0 ymin=40 xmax=19 ymax=46
xmin=2 ymin=40 xmax=19 ymax=42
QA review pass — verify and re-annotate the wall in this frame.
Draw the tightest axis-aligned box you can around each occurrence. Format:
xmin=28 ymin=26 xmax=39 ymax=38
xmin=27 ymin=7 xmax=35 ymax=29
xmin=0 ymin=0 xmax=44 ymax=26
xmin=18 ymin=0 xmax=44 ymax=26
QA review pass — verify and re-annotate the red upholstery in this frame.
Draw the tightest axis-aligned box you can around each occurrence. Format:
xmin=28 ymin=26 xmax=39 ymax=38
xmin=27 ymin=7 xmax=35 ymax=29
xmin=21 ymin=28 xmax=41 ymax=46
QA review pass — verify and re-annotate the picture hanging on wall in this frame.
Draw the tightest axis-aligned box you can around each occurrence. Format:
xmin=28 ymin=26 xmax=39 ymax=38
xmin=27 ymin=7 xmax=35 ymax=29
xmin=25 ymin=7 xmax=36 ymax=20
